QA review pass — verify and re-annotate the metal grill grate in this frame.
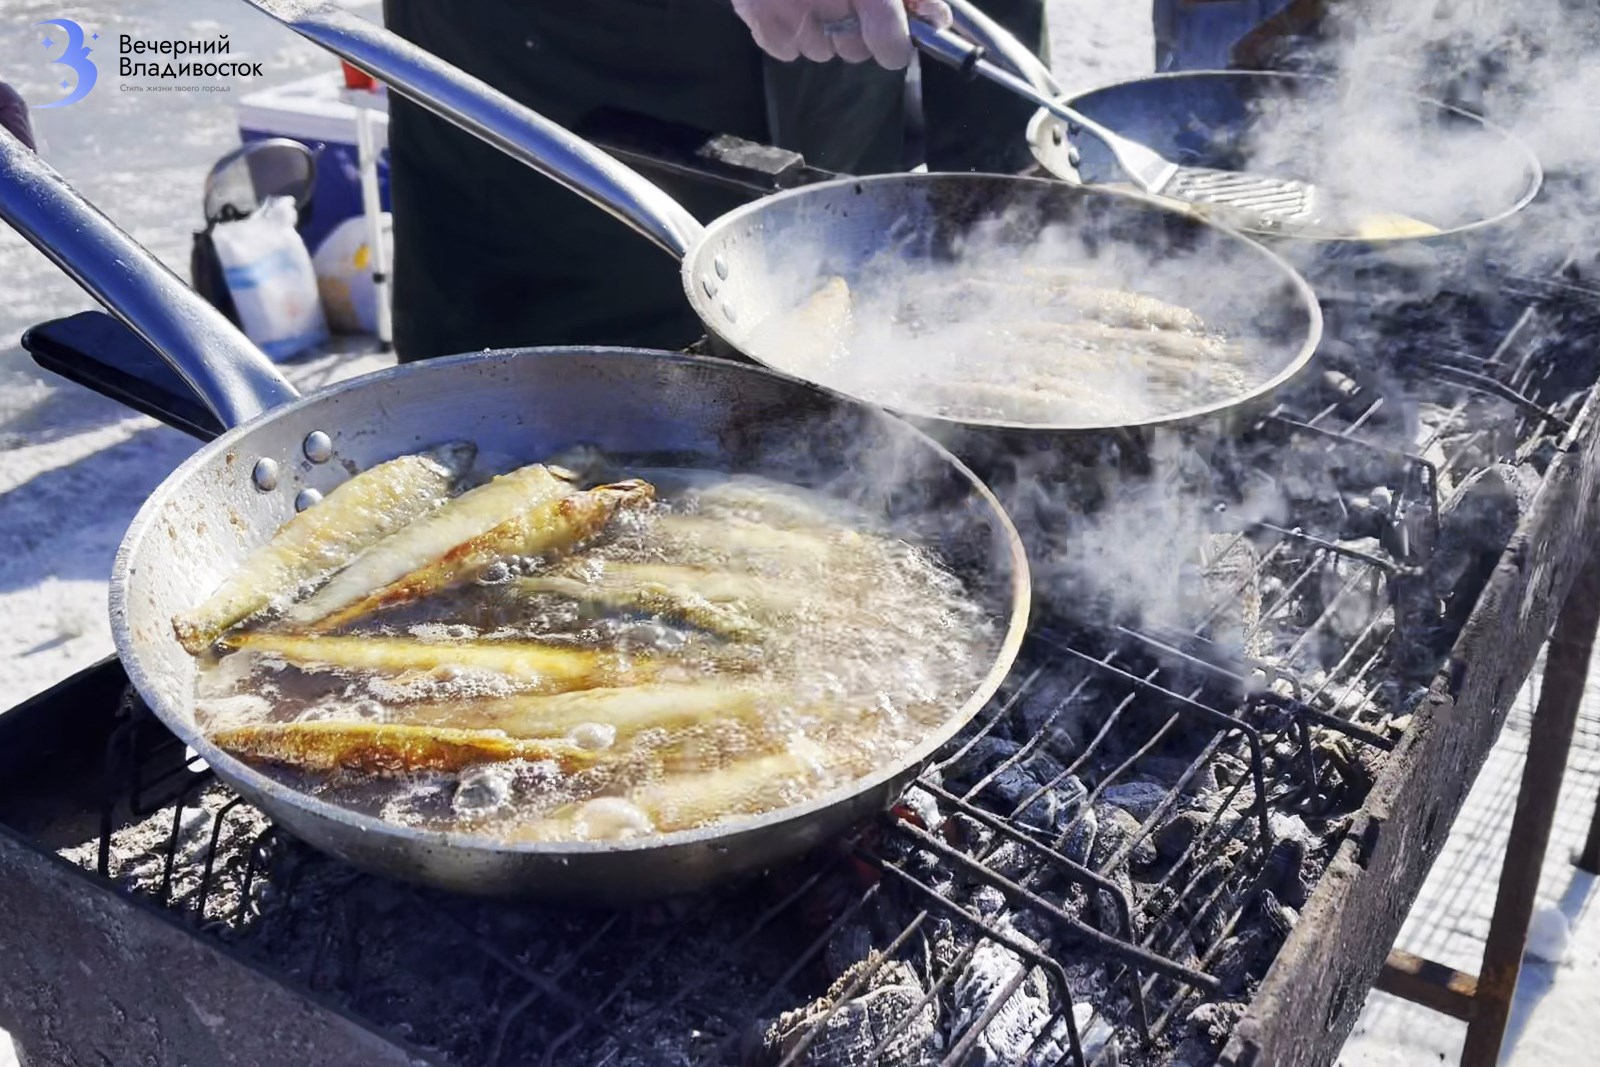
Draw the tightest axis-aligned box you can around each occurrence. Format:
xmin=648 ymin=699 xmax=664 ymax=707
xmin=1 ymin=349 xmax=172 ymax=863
xmin=63 ymin=264 xmax=1600 ymax=1067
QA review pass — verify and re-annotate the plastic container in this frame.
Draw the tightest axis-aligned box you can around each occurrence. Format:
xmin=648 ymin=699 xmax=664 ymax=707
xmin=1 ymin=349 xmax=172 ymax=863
xmin=236 ymin=71 xmax=390 ymax=254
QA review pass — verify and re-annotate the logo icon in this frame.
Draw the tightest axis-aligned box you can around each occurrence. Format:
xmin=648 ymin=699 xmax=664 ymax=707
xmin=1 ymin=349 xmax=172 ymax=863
xmin=36 ymin=19 xmax=98 ymax=109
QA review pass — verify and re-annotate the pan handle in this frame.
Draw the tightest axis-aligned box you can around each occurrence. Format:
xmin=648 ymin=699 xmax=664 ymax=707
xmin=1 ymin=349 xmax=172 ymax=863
xmin=0 ymin=133 xmax=298 ymax=428
xmin=240 ymin=0 xmax=705 ymax=262
xmin=943 ymin=0 xmax=1061 ymax=98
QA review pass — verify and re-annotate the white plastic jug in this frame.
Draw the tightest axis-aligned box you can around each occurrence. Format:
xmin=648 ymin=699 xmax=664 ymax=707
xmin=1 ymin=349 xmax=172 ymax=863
xmin=209 ymin=195 xmax=330 ymax=360
xmin=312 ymin=212 xmax=394 ymax=336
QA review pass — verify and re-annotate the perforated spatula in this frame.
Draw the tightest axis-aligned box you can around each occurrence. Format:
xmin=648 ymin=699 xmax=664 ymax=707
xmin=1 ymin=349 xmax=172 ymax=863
xmin=910 ymin=19 xmax=1328 ymax=234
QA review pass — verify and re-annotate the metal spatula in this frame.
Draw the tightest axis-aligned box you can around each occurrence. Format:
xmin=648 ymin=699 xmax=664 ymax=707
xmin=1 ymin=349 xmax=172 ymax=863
xmin=910 ymin=20 xmax=1324 ymax=234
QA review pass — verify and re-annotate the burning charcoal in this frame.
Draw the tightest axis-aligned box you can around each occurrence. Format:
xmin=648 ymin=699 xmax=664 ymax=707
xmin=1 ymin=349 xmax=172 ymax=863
xmin=1010 ymin=909 xmax=1056 ymax=950
xmin=1185 ymin=886 xmax=1235 ymax=953
xmin=756 ymin=956 xmax=940 ymax=1067
xmin=1209 ymin=754 xmax=1249 ymax=791
xmin=1090 ymin=804 xmax=1157 ymax=871
xmin=952 ymin=734 xmax=1022 ymax=780
xmin=1211 ymin=928 xmax=1267 ymax=994
xmin=899 ymin=785 xmax=944 ymax=833
xmin=986 ymin=839 xmax=1039 ymax=883
xmin=1093 ymin=869 xmax=1138 ymax=938
xmin=1059 ymin=807 xmax=1097 ymax=867
xmin=928 ymin=915 xmax=972 ymax=974
xmin=970 ymin=885 xmax=1007 ymax=919
xmin=1186 ymin=1001 xmax=1247 ymax=1050
xmin=827 ymin=924 xmax=878 ymax=981
xmin=1155 ymin=809 xmax=1214 ymax=863
xmin=1099 ymin=781 xmax=1171 ymax=822
xmin=1014 ymin=783 xmax=1088 ymax=838
xmin=949 ymin=934 xmax=1067 ymax=1067
xmin=1016 ymin=678 xmax=1099 ymax=760
xmin=1262 ymin=836 xmax=1311 ymax=909
xmin=1137 ymin=757 xmax=1197 ymax=787
xmin=1072 ymin=1003 xmax=1119 ymax=1065
xmin=1258 ymin=889 xmax=1298 ymax=943
xmin=945 ymin=813 xmax=995 ymax=856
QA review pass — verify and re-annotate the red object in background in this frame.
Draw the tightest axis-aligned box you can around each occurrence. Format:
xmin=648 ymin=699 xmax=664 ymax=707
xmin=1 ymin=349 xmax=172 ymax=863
xmin=340 ymin=62 xmax=378 ymax=92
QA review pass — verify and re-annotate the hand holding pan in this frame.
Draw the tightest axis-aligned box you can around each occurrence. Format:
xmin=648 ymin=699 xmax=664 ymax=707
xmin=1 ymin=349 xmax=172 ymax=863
xmin=239 ymin=0 xmax=1322 ymax=437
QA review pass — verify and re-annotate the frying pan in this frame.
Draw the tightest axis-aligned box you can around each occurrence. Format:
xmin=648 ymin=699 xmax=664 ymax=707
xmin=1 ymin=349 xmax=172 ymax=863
xmin=241 ymin=0 xmax=1322 ymax=438
xmin=1025 ymin=70 xmax=1542 ymax=245
xmin=0 ymin=132 xmax=1030 ymax=900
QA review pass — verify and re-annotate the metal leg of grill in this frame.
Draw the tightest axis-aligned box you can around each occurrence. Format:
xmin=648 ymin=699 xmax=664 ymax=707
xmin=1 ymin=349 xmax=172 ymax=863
xmin=1460 ymin=545 xmax=1600 ymax=1064
xmin=1580 ymin=771 xmax=1600 ymax=875
xmin=1375 ymin=544 xmax=1600 ymax=1066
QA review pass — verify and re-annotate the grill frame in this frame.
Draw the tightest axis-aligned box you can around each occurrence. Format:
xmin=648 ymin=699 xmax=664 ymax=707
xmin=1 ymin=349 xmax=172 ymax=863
xmin=6 ymin=121 xmax=1600 ymax=1067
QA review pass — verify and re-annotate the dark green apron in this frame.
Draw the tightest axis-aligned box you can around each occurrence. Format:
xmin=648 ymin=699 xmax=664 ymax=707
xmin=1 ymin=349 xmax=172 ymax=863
xmin=383 ymin=0 xmax=1047 ymax=361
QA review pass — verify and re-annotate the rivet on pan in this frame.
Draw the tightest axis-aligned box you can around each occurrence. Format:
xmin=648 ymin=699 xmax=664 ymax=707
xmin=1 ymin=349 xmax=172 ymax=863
xmin=1068 ymin=145 xmax=1081 ymax=167
xmin=721 ymin=300 xmax=738 ymax=323
xmin=302 ymin=430 xmax=334 ymax=463
xmin=713 ymin=255 xmax=729 ymax=280
xmin=701 ymin=275 xmax=717 ymax=299
xmin=251 ymin=458 xmax=279 ymax=492
xmin=1051 ymin=124 xmax=1064 ymax=146
xmin=295 ymin=488 xmax=324 ymax=512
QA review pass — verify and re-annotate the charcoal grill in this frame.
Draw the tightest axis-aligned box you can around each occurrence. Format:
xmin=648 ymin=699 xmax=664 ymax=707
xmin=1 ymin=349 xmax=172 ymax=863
xmin=5 ymin=112 xmax=1600 ymax=1067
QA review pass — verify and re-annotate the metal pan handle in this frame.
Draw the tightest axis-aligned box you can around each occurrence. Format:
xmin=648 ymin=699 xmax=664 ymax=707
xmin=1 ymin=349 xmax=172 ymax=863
xmin=241 ymin=0 xmax=705 ymax=262
xmin=943 ymin=0 xmax=1062 ymax=98
xmin=0 ymin=132 xmax=298 ymax=428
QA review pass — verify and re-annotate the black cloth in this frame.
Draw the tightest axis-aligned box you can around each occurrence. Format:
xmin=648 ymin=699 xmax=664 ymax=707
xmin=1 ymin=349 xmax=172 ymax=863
xmin=0 ymin=83 xmax=35 ymax=151
xmin=383 ymin=0 xmax=1048 ymax=361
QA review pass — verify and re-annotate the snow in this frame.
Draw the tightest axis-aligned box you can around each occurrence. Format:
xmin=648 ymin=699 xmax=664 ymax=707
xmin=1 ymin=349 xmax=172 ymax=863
xmin=1525 ymin=904 xmax=1574 ymax=966
xmin=1339 ymin=664 xmax=1600 ymax=1067
xmin=2 ymin=2 xmax=1598 ymax=1066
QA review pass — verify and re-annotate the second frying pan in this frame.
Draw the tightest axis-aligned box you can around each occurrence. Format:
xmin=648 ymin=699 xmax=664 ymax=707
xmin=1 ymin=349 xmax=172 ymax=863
xmin=243 ymin=0 xmax=1322 ymax=438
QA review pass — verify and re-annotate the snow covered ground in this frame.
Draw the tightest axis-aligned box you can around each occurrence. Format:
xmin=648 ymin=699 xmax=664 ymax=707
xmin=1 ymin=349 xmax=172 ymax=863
xmin=1 ymin=1 xmax=1596 ymax=1065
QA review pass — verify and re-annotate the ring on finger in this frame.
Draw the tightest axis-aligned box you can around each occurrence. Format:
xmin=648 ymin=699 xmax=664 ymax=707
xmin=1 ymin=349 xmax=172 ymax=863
xmin=819 ymin=15 xmax=862 ymax=36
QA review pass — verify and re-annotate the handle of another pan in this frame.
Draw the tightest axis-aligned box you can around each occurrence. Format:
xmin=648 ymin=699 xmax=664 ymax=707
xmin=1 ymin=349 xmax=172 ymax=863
xmin=943 ymin=0 xmax=1062 ymax=98
xmin=0 ymin=132 xmax=298 ymax=429
xmin=241 ymin=0 xmax=704 ymax=262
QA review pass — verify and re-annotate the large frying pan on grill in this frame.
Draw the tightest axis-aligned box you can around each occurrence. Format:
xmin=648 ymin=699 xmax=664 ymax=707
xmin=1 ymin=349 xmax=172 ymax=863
xmin=240 ymin=0 xmax=1322 ymax=442
xmin=0 ymin=132 xmax=1029 ymax=900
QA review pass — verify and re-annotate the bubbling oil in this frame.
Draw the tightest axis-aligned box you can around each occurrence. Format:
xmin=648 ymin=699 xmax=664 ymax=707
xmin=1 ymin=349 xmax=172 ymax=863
xmin=194 ymin=470 xmax=1001 ymax=844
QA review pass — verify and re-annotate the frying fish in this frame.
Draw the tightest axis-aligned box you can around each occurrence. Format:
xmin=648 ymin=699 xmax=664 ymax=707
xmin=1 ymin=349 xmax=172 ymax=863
xmin=648 ymin=514 xmax=858 ymax=575
xmin=211 ymin=720 xmax=599 ymax=776
xmin=520 ymin=561 xmax=814 ymax=640
xmin=792 ymin=276 xmax=854 ymax=353
xmin=904 ymin=275 xmax=1205 ymax=333
xmin=171 ymin=442 xmax=476 ymax=654
xmin=689 ymin=477 xmax=847 ymax=531
xmin=519 ymin=572 xmax=765 ymax=641
xmin=310 ymin=477 xmax=655 ymax=629
xmin=400 ymin=680 xmax=784 ymax=740
xmin=511 ymin=746 xmax=822 ymax=840
xmin=280 ymin=461 xmax=572 ymax=628
xmin=225 ymin=631 xmax=657 ymax=689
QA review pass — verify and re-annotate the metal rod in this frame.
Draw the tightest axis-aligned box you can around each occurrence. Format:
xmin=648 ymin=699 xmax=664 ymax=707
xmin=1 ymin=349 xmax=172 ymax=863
xmin=351 ymin=92 xmax=393 ymax=352
xmin=1581 ymin=779 xmax=1600 ymax=876
xmin=944 ymin=0 xmax=1061 ymax=97
xmin=0 ymin=131 xmax=297 ymax=428
xmin=1460 ymin=544 xmax=1600 ymax=1065
xmin=241 ymin=0 xmax=703 ymax=260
